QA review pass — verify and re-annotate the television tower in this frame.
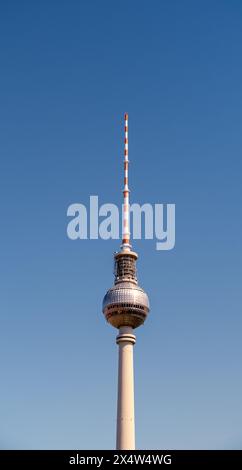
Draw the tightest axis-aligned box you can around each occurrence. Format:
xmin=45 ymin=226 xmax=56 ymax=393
xmin=102 ymin=114 xmax=150 ymax=450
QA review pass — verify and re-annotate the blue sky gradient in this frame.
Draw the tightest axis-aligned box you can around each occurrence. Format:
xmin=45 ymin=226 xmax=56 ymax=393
xmin=0 ymin=0 xmax=242 ymax=449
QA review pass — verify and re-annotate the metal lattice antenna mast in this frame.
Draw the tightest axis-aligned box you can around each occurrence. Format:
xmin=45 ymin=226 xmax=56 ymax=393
xmin=121 ymin=113 xmax=131 ymax=251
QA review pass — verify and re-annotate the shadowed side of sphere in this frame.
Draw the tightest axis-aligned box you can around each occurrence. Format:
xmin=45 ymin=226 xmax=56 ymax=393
xmin=102 ymin=283 xmax=150 ymax=329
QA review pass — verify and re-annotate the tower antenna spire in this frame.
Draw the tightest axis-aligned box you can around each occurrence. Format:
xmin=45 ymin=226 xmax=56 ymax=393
xmin=121 ymin=113 xmax=131 ymax=251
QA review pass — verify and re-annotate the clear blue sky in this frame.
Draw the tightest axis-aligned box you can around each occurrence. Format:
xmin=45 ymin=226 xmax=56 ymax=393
xmin=0 ymin=0 xmax=241 ymax=450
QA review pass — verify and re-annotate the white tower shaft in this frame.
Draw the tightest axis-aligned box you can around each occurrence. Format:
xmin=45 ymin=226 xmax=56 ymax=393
xmin=116 ymin=326 xmax=136 ymax=450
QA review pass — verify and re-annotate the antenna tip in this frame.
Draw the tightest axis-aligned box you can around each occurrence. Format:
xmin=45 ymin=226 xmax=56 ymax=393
xmin=124 ymin=113 xmax=128 ymax=120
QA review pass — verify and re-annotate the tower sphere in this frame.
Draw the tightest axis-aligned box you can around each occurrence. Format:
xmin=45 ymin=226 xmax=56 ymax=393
xmin=102 ymin=250 xmax=150 ymax=329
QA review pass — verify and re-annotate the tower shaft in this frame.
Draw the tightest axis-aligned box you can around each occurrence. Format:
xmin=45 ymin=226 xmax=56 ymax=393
xmin=116 ymin=326 xmax=136 ymax=450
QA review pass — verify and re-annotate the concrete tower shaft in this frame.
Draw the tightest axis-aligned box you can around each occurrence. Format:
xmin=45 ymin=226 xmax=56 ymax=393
xmin=116 ymin=327 xmax=136 ymax=450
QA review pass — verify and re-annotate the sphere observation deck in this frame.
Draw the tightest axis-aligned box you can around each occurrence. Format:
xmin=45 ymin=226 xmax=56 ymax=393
xmin=102 ymin=251 xmax=150 ymax=329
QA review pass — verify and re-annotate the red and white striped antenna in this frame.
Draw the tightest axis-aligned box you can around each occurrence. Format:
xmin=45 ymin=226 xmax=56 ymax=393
xmin=121 ymin=113 xmax=131 ymax=251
